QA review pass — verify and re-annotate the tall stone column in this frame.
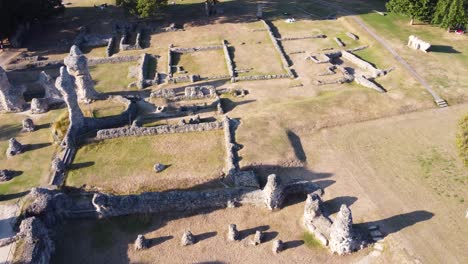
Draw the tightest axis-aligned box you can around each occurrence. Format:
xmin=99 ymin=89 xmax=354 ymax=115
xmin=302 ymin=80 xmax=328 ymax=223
xmin=0 ymin=66 xmax=25 ymax=112
xmin=64 ymin=45 xmax=100 ymax=102
xmin=55 ymin=66 xmax=85 ymax=148
xmin=329 ymin=204 xmax=359 ymax=255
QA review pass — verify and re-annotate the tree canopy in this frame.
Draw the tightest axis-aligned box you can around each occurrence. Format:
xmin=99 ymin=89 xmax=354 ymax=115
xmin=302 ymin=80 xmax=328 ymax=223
xmin=0 ymin=0 xmax=64 ymax=40
xmin=117 ymin=0 xmax=168 ymax=18
xmin=386 ymin=0 xmax=468 ymax=28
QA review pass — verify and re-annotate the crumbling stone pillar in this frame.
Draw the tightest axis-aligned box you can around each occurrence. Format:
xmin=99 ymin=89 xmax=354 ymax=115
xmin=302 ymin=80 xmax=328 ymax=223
xmin=55 ymin=66 xmax=85 ymax=148
xmin=6 ymin=138 xmax=24 ymax=157
xmin=181 ymin=230 xmax=195 ymax=246
xmin=22 ymin=118 xmax=35 ymax=132
xmin=263 ymin=174 xmax=283 ymax=210
xmin=30 ymin=98 xmax=49 ymax=114
xmin=0 ymin=170 xmax=13 ymax=182
xmin=64 ymin=45 xmax=100 ymax=102
xmin=252 ymin=230 xmax=263 ymax=245
xmin=134 ymin=234 xmax=148 ymax=250
xmin=329 ymin=204 xmax=359 ymax=255
xmin=51 ymin=157 xmax=65 ymax=173
xmin=227 ymin=224 xmax=239 ymax=241
xmin=0 ymin=66 xmax=25 ymax=112
xmin=272 ymin=239 xmax=283 ymax=253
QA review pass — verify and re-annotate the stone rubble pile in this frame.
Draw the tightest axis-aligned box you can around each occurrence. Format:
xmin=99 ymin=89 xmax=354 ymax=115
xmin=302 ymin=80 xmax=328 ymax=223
xmin=6 ymin=138 xmax=25 ymax=157
xmin=22 ymin=118 xmax=35 ymax=132
xmin=0 ymin=66 xmax=25 ymax=112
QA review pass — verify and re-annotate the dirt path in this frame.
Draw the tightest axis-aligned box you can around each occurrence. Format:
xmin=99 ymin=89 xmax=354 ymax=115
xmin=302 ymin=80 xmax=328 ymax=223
xmin=0 ymin=203 xmax=19 ymax=263
xmin=303 ymin=0 xmax=445 ymax=104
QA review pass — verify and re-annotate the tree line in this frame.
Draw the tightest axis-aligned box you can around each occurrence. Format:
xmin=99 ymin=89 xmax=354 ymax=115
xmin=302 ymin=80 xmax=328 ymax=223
xmin=386 ymin=0 xmax=468 ymax=29
xmin=0 ymin=0 xmax=64 ymax=41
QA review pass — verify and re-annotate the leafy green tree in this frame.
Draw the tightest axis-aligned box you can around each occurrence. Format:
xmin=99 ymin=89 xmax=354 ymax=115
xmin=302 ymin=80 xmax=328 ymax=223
xmin=386 ymin=0 xmax=437 ymax=25
xmin=117 ymin=0 xmax=168 ymax=18
xmin=433 ymin=0 xmax=468 ymax=29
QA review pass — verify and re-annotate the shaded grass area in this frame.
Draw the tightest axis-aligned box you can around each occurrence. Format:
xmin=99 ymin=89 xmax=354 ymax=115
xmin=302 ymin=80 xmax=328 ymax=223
xmin=66 ymin=131 xmax=225 ymax=194
xmin=0 ymin=111 xmax=62 ymax=201
xmin=303 ymin=232 xmax=323 ymax=249
xmin=89 ymin=62 xmax=137 ymax=93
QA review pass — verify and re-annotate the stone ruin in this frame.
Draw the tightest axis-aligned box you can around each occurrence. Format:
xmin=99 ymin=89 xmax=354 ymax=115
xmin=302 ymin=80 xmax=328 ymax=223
xmin=303 ymin=193 xmax=362 ymax=255
xmin=64 ymin=45 xmax=100 ymax=102
xmin=227 ymin=224 xmax=239 ymax=241
xmin=55 ymin=66 xmax=86 ymax=148
xmin=51 ymin=157 xmax=65 ymax=173
xmin=6 ymin=138 xmax=25 ymax=157
xmin=408 ymin=35 xmax=431 ymax=53
xmin=22 ymin=118 xmax=35 ymax=132
xmin=272 ymin=239 xmax=284 ymax=253
xmin=181 ymin=230 xmax=195 ymax=246
xmin=134 ymin=234 xmax=148 ymax=250
xmin=31 ymin=71 xmax=64 ymax=114
xmin=0 ymin=170 xmax=13 ymax=182
xmin=252 ymin=230 xmax=264 ymax=245
xmin=0 ymin=66 xmax=25 ymax=112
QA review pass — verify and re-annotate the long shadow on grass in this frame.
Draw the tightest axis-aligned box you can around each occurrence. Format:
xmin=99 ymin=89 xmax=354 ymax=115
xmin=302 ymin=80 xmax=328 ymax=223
xmin=0 ymin=190 xmax=29 ymax=202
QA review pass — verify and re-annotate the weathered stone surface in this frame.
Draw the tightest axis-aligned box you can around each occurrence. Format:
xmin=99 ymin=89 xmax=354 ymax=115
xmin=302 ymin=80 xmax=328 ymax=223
xmin=64 ymin=45 xmax=100 ymax=102
xmin=30 ymin=98 xmax=50 ymax=114
xmin=303 ymin=193 xmax=332 ymax=246
xmin=55 ymin=66 xmax=85 ymax=148
xmin=181 ymin=231 xmax=195 ymax=246
xmin=341 ymin=51 xmax=383 ymax=78
xmin=272 ymin=239 xmax=284 ymax=253
xmin=51 ymin=157 xmax=65 ymax=173
xmin=354 ymin=75 xmax=386 ymax=93
xmin=334 ymin=37 xmax=345 ymax=47
xmin=408 ymin=35 xmax=431 ymax=52
xmin=22 ymin=118 xmax=35 ymax=132
xmin=329 ymin=204 xmax=360 ymax=255
xmin=227 ymin=224 xmax=239 ymax=241
xmin=14 ymin=217 xmax=54 ymax=264
xmin=6 ymin=138 xmax=24 ymax=157
xmin=134 ymin=234 xmax=148 ymax=250
xmin=0 ymin=170 xmax=13 ymax=182
xmin=0 ymin=66 xmax=25 ymax=112
xmin=153 ymin=163 xmax=166 ymax=173
xmin=252 ymin=230 xmax=263 ymax=245
xmin=261 ymin=20 xmax=294 ymax=78
xmin=38 ymin=71 xmax=62 ymax=99
xmin=346 ymin=32 xmax=359 ymax=40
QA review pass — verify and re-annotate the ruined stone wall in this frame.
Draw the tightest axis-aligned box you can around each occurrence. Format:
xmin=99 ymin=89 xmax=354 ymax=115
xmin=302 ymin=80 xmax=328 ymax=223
xmin=170 ymin=45 xmax=223 ymax=53
xmin=106 ymin=37 xmax=116 ymax=57
xmin=95 ymin=120 xmax=223 ymax=140
xmin=223 ymin=116 xmax=239 ymax=175
xmin=222 ymin=40 xmax=236 ymax=80
xmin=136 ymin=53 xmax=149 ymax=89
xmin=168 ymin=45 xmax=173 ymax=77
xmin=232 ymin=74 xmax=292 ymax=82
xmin=280 ymin=34 xmax=326 ymax=41
xmin=88 ymin=55 xmax=141 ymax=66
xmin=341 ymin=50 xmax=382 ymax=78
xmin=354 ymin=75 xmax=385 ymax=93
xmin=0 ymin=66 xmax=26 ymax=112
xmin=261 ymin=20 xmax=294 ymax=78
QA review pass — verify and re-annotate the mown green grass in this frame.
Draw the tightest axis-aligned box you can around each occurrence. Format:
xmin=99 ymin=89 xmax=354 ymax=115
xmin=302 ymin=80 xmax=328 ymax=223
xmin=89 ymin=62 xmax=137 ymax=93
xmin=303 ymin=232 xmax=323 ymax=249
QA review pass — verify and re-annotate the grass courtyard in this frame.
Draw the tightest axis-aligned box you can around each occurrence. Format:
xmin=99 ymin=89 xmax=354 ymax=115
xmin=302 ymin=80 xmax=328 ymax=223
xmin=66 ymin=130 xmax=226 ymax=194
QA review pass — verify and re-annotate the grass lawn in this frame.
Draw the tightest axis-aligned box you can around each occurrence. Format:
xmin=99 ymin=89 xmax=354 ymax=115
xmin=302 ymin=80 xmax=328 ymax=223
xmin=0 ymin=111 xmax=62 ymax=202
xmin=89 ymin=62 xmax=137 ymax=93
xmin=66 ymin=130 xmax=225 ymax=194
xmin=173 ymin=49 xmax=228 ymax=77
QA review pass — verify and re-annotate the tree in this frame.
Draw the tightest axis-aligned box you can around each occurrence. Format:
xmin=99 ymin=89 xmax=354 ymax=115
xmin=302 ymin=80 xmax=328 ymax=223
xmin=117 ymin=0 xmax=168 ymax=18
xmin=433 ymin=0 xmax=468 ymax=29
xmin=386 ymin=0 xmax=437 ymax=25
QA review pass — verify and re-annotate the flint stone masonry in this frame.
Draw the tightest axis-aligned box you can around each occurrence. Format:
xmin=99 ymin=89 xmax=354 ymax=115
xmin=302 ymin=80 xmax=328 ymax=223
xmin=272 ymin=239 xmax=284 ymax=253
xmin=168 ymin=44 xmax=173 ymax=77
xmin=261 ymin=20 xmax=294 ymax=78
xmin=308 ymin=54 xmax=331 ymax=64
xmin=0 ymin=66 xmax=26 ymax=112
xmin=223 ymin=116 xmax=239 ymax=176
xmin=329 ymin=205 xmax=361 ymax=255
xmin=38 ymin=71 xmax=62 ymax=100
xmin=346 ymin=45 xmax=368 ymax=52
xmin=408 ymin=35 xmax=431 ymax=52
xmin=341 ymin=50 xmax=383 ymax=78
xmin=170 ymin=45 xmax=223 ymax=53
xmin=280 ymin=34 xmax=327 ymax=41
xmin=354 ymin=75 xmax=386 ymax=93
xmin=0 ymin=170 xmax=13 ymax=182
xmin=181 ymin=231 xmax=195 ymax=246
xmin=22 ymin=118 xmax=35 ymax=132
xmin=137 ymin=53 xmax=150 ymax=89
xmin=51 ymin=157 xmax=65 ymax=173
xmin=222 ymin=40 xmax=236 ymax=81
xmin=31 ymin=98 xmax=50 ymax=114
xmin=88 ymin=55 xmax=141 ymax=66
xmin=96 ymin=120 xmax=223 ymax=140
xmin=303 ymin=193 xmax=332 ymax=246
xmin=7 ymin=138 xmax=24 ymax=157
xmin=64 ymin=45 xmax=100 ymax=102
xmin=334 ymin=37 xmax=345 ymax=47
xmin=233 ymin=74 xmax=292 ymax=82
xmin=228 ymin=224 xmax=239 ymax=241
xmin=346 ymin=32 xmax=359 ymax=40
xmin=135 ymin=234 xmax=148 ymax=250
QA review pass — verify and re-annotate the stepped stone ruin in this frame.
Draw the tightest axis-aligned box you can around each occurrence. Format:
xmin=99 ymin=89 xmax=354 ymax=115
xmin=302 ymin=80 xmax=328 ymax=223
xmin=64 ymin=45 xmax=100 ymax=102
xmin=22 ymin=118 xmax=35 ymax=132
xmin=408 ymin=35 xmax=431 ymax=52
xmin=303 ymin=193 xmax=332 ymax=246
xmin=329 ymin=205 xmax=361 ymax=255
xmin=55 ymin=66 xmax=85 ymax=148
xmin=227 ymin=224 xmax=239 ymax=241
xmin=0 ymin=66 xmax=25 ymax=112
xmin=134 ymin=234 xmax=148 ymax=250
xmin=181 ymin=231 xmax=195 ymax=246
xmin=7 ymin=138 xmax=25 ymax=157
xmin=252 ymin=230 xmax=263 ymax=245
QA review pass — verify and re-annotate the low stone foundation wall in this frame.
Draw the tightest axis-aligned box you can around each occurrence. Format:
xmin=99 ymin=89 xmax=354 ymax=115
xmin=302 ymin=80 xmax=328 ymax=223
xmin=354 ymin=75 xmax=386 ymax=93
xmin=137 ymin=53 xmax=149 ymax=89
xmin=170 ymin=45 xmax=223 ymax=53
xmin=223 ymin=116 xmax=238 ymax=175
xmin=168 ymin=45 xmax=173 ymax=77
xmin=341 ymin=50 xmax=383 ymax=78
xmin=222 ymin=40 xmax=236 ymax=81
xmin=261 ymin=20 xmax=294 ymax=78
xmin=280 ymin=34 xmax=326 ymax=41
xmin=95 ymin=120 xmax=223 ymax=140
xmin=233 ymin=74 xmax=291 ymax=82
xmin=88 ymin=55 xmax=141 ymax=66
